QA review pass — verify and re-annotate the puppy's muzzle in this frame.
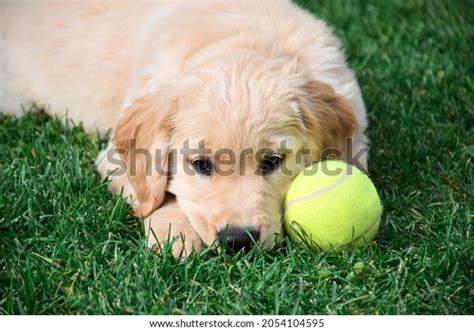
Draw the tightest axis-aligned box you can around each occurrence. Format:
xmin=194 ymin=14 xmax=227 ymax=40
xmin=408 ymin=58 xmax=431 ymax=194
xmin=217 ymin=227 xmax=260 ymax=253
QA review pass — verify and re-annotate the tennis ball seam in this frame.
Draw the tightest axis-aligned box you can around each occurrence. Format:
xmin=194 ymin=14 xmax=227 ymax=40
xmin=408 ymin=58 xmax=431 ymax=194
xmin=284 ymin=171 xmax=351 ymax=210
xmin=283 ymin=160 xmax=382 ymax=252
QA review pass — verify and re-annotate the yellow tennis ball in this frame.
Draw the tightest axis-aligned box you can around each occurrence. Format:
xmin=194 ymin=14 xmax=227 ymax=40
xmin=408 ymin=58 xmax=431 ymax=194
xmin=284 ymin=160 xmax=382 ymax=251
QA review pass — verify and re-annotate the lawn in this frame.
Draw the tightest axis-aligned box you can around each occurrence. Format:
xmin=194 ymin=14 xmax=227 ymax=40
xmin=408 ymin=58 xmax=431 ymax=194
xmin=0 ymin=0 xmax=472 ymax=314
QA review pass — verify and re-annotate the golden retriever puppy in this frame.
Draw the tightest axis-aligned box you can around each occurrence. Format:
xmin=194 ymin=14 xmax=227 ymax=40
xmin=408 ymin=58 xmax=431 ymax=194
xmin=1 ymin=1 xmax=369 ymax=257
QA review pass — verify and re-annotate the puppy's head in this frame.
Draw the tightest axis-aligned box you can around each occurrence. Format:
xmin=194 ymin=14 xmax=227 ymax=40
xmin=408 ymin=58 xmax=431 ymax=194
xmin=114 ymin=58 xmax=357 ymax=251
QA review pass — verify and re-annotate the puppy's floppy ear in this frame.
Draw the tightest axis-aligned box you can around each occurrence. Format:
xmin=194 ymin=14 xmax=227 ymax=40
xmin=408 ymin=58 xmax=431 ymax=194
xmin=113 ymin=93 xmax=175 ymax=217
xmin=297 ymin=80 xmax=358 ymax=161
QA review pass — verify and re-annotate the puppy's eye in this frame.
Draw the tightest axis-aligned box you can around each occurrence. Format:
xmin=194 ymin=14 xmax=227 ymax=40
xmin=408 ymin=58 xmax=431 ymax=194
xmin=191 ymin=158 xmax=213 ymax=176
xmin=258 ymin=154 xmax=285 ymax=176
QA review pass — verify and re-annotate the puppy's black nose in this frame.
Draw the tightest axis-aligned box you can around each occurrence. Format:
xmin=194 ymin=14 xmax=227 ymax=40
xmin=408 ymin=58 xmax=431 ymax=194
xmin=217 ymin=227 xmax=260 ymax=253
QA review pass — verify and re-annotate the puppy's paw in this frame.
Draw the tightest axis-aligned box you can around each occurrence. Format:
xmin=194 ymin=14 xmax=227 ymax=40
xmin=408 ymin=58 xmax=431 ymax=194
xmin=143 ymin=199 xmax=203 ymax=259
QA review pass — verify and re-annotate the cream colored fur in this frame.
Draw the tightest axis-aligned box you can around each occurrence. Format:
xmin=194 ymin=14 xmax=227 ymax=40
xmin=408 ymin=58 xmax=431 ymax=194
xmin=1 ymin=0 xmax=369 ymax=258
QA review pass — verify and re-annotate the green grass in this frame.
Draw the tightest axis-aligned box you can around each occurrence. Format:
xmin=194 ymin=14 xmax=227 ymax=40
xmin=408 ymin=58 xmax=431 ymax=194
xmin=0 ymin=0 xmax=472 ymax=314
